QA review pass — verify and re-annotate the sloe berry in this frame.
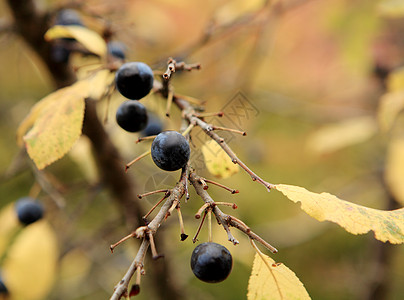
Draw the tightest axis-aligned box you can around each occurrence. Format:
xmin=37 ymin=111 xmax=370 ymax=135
xmin=15 ymin=197 xmax=44 ymax=226
xmin=190 ymin=242 xmax=233 ymax=283
xmin=116 ymin=101 xmax=148 ymax=132
xmin=115 ymin=62 xmax=154 ymax=100
xmin=151 ymin=131 xmax=190 ymax=171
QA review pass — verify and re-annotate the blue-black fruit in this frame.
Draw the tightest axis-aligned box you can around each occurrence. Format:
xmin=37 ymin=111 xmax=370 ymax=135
xmin=151 ymin=131 xmax=190 ymax=171
xmin=51 ymin=44 xmax=71 ymax=63
xmin=141 ymin=113 xmax=163 ymax=137
xmin=15 ymin=197 xmax=44 ymax=226
xmin=115 ymin=62 xmax=154 ymax=100
xmin=55 ymin=9 xmax=84 ymax=26
xmin=116 ymin=100 xmax=148 ymax=132
xmin=0 ymin=275 xmax=8 ymax=295
xmin=107 ymin=41 xmax=126 ymax=60
xmin=191 ymin=242 xmax=232 ymax=283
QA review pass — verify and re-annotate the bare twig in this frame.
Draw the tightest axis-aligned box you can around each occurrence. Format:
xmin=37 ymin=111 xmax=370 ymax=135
xmin=137 ymin=189 xmax=170 ymax=199
xmin=203 ymin=178 xmax=239 ymax=194
xmin=174 ymin=97 xmax=274 ymax=191
xmin=110 ymin=169 xmax=188 ymax=300
xmin=125 ymin=150 xmax=151 ymax=172
xmin=190 ymin=172 xmax=277 ymax=253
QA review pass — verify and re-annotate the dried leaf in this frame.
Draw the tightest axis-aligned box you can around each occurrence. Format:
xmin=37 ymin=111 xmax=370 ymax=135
xmin=247 ymin=253 xmax=311 ymax=300
xmin=45 ymin=25 xmax=107 ymax=57
xmin=2 ymin=221 xmax=58 ymax=300
xmin=378 ymin=91 xmax=404 ymax=132
xmin=201 ymin=140 xmax=239 ymax=178
xmin=306 ymin=116 xmax=377 ymax=154
xmin=385 ymin=137 xmax=404 ymax=206
xmin=23 ymin=80 xmax=89 ymax=169
xmin=274 ymin=184 xmax=404 ymax=244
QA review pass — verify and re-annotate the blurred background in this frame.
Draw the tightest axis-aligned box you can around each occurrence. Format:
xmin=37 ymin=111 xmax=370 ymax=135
xmin=0 ymin=0 xmax=403 ymax=299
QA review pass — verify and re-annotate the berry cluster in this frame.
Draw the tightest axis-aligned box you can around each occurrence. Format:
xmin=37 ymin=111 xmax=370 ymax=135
xmin=114 ymin=62 xmax=191 ymax=172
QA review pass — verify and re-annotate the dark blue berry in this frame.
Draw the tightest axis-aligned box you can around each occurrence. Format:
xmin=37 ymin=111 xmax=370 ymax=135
xmin=115 ymin=62 xmax=154 ymax=100
xmin=55 ymin=9 xmax=84 ymax=26
xmin=15 ymin=197 xmax=44 ymax=226
xmin=51 ymin=44 xmax=71 ymax=63
xmin=108 ymin=41 xmax=126 ymax=60
xmin=0 ymin=274 xmax=8 ymax=295
xmin=141 ymin=113 xmax=163 ymax=137
xmin=116 ymin=101 xmax=148 ymax=132
xmin=191 ymin=242 xmax=233 ymax=283
xmin=151 ymin=131 xmax=190 ymax=171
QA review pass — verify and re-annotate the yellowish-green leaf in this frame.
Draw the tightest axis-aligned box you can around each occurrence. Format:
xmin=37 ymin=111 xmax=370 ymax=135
xmin=45 ymin=25 xmax=107 ymax=57
xmin=247 ymin=253 xmax=311 ymax=300
xmin=201 ymin=140 xmax=239 ymax=178
xmin=2 ymin=221 xmax=58 ymax=300
xmin=378 ymin=0 xmax=404 ymax=18
xmin=306 ymin=116 xmax=377 ymax=154
xmin=378 ymin=90 xmax=404 ymax=132
xmin=23 ymin=80 xmax=89 ymax=169
xmin=385 ymin=137 xmax=404 ymax=206
xmin=274 ymin=184 xmax=404 ymax=244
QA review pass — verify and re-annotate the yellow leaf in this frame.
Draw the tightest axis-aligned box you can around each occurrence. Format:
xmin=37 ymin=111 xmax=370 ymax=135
xmin=59 ymin=248 xmax=92 ymax=289
xmin=0 ymin=203 xmax=19 ymax=258
xmin=274 ymin=184 xmax=404 ymax=244
xmin=386 ymin=66 xmax=404 ymax=92
xmin=378 ymin=0 xmax=404 ymax=18
xmin=69 ymin=136 xmax=98 ymax=183
xmin=45 ymin=25 xmax=107 ymax=57
xmin=2 ymin=221 xmax=58 ymax=300
xmin=87 ymin=69 xmax=115 ymax=100
xmin=385 ymin=137 xmax=404 ymax=206
xmin=378 ymin=91 xmax=404 ymax=132
xmin=306 ymin=116 xmax=377 ymax=154
xmin=201 ymin=140 xmax=239 ymax=178
xmin=23 ymin=80 xmax=89 ymax=169
xmin=247 ymin=253 xmax=311 ymax=300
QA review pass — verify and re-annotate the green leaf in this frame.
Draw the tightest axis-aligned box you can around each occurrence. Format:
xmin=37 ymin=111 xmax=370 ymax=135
xmin=247 ymin=253 xmax=311 ymax=300
xmin=274 ymin=184 xmax=404 ymax=244
xmin=23 ymin=80 xmax=89 ymax=169
xmin=45 ymin=25 xmax=107 ymax=57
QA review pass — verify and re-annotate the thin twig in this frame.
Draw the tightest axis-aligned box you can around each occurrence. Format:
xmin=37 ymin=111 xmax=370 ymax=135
xmin=203 ymin=178 xmax=239 ymax=194
xmin=125 ymin=150 xmax=151 ymax=172
xmin=142 ymin=193 xmax=170 ymax=221
xmin=193 ymin=210 xmax=208 ymax=243
xmin=175 ymin=97 xmax=274 ymax=191
xmin=137 ymin=189 xmax=170 ymax=199
xmin=136 ymin=135 xmax=157 ymax=144
xmin=190 ymin=172 xmax=277 ymax=252
xmin=212 ymin=125 xmax=247 ymax=136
